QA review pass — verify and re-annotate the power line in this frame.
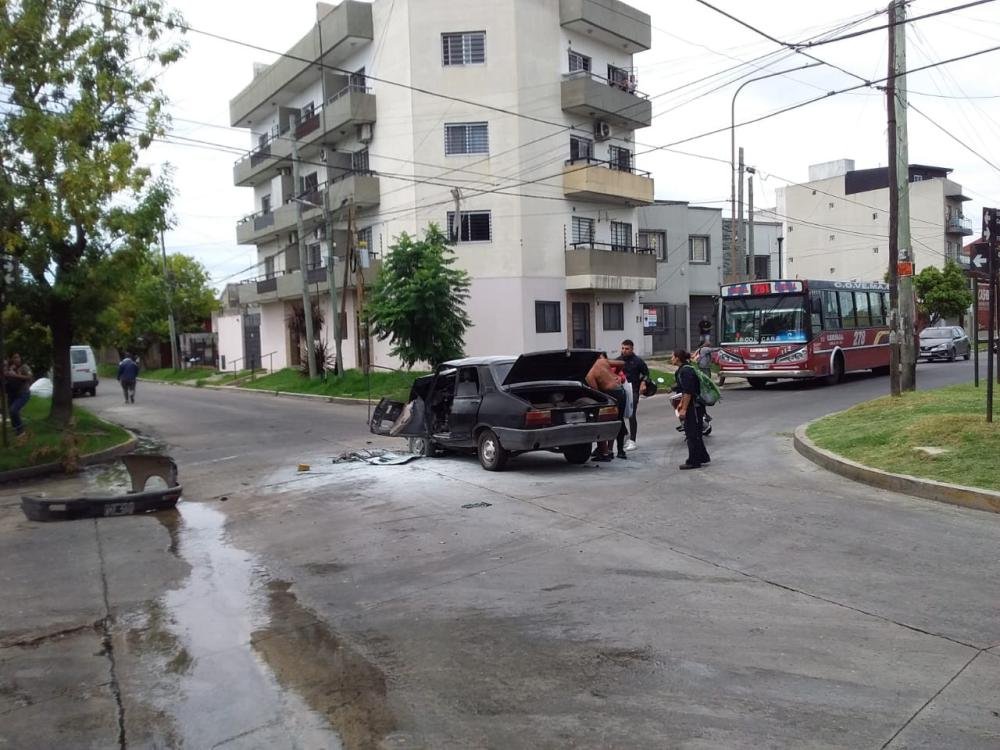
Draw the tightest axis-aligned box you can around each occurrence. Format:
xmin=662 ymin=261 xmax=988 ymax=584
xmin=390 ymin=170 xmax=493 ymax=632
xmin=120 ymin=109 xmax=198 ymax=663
xmin=908 ymin=101 xmax=1000 ymax=175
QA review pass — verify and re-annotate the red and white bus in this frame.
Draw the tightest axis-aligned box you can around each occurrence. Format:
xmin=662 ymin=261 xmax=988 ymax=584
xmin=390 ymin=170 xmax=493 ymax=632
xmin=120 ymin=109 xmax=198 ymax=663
xmin=717 ymin=279 xmax=891 ymax=388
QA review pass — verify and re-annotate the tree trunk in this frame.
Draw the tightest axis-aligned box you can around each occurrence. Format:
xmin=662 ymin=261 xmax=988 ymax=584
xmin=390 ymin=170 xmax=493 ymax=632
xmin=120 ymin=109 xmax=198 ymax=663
xmin=49 ymin=298 xmax=74 ymax=427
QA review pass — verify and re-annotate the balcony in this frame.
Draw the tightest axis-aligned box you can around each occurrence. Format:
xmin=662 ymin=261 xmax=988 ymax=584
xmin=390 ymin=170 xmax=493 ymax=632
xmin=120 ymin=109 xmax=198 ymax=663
xmin=561 ymin=71 xmax=651 ymax=129
xmin=229 ymin=0 xmax=374 ymax=127
xmin=237 ymin=259 xmax=382 ymax=306
xmin=563 ymin=157 xmax=654 ymax=205
xmin=235 ymin=172 xmax=380 ymax=245
xmin=946 ymin=215 xmax=973 ymax=236
xmin=233 ymin=85 xmax=377 ymax=187
xmin=559 ymin=0 xmax=651 ymax=54
xmin=565 ymin=242 xmax=657 ymax=291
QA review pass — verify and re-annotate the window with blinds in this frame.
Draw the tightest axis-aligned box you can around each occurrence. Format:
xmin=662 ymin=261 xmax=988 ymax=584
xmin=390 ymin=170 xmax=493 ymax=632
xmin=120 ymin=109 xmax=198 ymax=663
xmin=442 ymin=32 xmax=486 ymax=66
xmin=445 ymin=123 xmax=489 ymax=155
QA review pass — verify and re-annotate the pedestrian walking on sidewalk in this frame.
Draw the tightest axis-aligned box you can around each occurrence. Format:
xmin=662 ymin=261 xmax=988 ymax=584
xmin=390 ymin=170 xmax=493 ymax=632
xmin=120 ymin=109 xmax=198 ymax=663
xmin=672 ymin=349 xmax=710 ymax=470
xmin=117 ymin=353 xmax=139 ymax=404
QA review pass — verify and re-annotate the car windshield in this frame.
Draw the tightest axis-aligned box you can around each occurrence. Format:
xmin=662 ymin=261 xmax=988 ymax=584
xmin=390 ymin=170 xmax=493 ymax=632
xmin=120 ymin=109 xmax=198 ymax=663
xmin=920 ymin=329 xmax=951 ymax=339
xmin=722 ymin=294 xmax=808 ymax=344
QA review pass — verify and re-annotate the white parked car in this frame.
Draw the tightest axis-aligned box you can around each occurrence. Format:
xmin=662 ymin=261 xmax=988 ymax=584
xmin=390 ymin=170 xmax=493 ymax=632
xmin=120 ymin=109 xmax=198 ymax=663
xmin=70 ymin=345 xmax=99 ymax=396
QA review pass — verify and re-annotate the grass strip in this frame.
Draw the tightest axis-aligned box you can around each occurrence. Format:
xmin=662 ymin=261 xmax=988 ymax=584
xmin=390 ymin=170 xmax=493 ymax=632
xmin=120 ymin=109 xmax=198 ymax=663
xmin=239 ymin=368 xmax=427 ymax=402
xmin=0 ymin=397 xmax=131 ymax=473
xmin=806 ymin=383 xmax=1000 ymax=492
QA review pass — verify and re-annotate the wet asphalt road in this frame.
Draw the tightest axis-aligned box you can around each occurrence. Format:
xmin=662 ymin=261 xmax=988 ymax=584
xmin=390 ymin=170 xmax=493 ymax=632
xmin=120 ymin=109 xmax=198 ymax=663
xmin=2 ymin=361 xmax=1000 ymax=749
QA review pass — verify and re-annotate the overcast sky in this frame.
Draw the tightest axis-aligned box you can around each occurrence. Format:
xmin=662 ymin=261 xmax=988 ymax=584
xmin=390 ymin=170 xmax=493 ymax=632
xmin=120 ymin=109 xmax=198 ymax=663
xmin=144 ymin=0 xmax=1000 ymax=289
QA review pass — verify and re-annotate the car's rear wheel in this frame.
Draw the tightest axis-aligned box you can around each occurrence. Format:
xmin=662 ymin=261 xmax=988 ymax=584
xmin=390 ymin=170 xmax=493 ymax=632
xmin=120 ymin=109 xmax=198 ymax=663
xmin=562 ymin=443 xmax=592 ymax=465
xmin=964 ymin=351 xmax=971 ymax=360
xmin=747 ymin=377 xmax=767 ymax=390
xmin=477 ymin=429 xmax=508 ymax=471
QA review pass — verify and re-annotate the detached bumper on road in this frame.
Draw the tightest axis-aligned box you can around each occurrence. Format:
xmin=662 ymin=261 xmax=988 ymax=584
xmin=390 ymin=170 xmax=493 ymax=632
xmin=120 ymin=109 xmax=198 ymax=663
xmin=494 ymin=423 xmax=620 ymax=451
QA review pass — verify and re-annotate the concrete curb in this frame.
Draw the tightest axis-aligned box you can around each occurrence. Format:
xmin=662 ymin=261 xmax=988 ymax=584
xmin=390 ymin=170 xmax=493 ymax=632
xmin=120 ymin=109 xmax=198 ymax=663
xmin=793 ymin=422 xmax=1000 ymax=514
xmin=0 ymin=431 xmax=138 ymax=485
xmin=140 ymin=377 xmax=373 ymax=407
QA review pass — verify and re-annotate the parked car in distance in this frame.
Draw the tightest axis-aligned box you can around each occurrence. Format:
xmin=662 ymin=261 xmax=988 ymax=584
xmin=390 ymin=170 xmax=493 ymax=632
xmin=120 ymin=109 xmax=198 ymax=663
xmin=70 ymin=345 xmax=99 ymax=396
xmin=918 ymin=326 xmax=970 ymax=362
xmin=370 ymin=350 xmax=623 ymax=471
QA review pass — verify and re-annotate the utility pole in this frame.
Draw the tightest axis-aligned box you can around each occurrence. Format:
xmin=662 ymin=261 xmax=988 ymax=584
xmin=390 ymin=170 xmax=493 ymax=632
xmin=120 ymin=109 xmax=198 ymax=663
xmin=351 ymin=200 xmax=371 ymax=374
xmin=736 ymin=147 xmax=745 ymax=282
xmin=323 ymin=199 xmax=343 ymax=377
xmin=777 ymin=236 xmax=784 ymax=279
xmin=889 ymin=0 xmax=916 ymax=391
xmin=0 ymin=254 xmax=8 ymax=448
xmin=159 ymin=229 xmax=180 ymax=371
xmin=886 ymin=1 xmax=902 ymax=397
xmin=291 ymin=121 xmax=318 ymax=379
xmin=747 ymin=167 xmax=756 ymax=280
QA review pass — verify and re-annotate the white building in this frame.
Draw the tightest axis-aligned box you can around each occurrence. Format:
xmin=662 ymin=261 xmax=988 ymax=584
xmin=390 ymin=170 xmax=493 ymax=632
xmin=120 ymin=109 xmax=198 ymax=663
xmin=217 ymin=0 xmax=656 ymax=371
xmin=771 ymin=159 xmax=972 ymax=283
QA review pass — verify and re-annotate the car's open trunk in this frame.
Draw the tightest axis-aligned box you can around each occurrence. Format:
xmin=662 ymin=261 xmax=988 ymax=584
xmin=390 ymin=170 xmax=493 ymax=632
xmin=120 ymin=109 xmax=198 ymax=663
xmin=505 ymin=382 xmax=611 ymax=426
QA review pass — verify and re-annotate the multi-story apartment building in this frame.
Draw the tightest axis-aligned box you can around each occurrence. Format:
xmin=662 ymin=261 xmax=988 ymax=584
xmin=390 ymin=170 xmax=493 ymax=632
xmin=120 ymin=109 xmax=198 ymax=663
xmin=219 ymin=0 xmax=655 ymax=371
xmin=636 ymin=201 xmax=722 ymax=352
xmin=772 ymin=159 xmax=972 ymax=283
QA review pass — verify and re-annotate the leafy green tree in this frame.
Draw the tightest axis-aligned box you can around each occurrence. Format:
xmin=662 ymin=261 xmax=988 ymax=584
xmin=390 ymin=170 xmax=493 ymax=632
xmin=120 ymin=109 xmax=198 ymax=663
xmin=0 ymin=1 xmax=185 ymax=425
xmin=366 ymin=224 xmax=472 ymax=368
xmin=2 ymin=303 xmax=52 ymax=378
xmin=108 ymin=251 xmax=217 ymax=355
xmin=913 ymin=260 xmax=973 ymax=325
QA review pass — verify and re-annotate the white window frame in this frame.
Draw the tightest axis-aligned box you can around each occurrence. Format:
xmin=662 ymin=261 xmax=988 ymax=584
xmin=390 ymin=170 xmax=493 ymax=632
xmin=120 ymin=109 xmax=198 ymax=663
xmin=568 ymin=50 xmax=591 ymax=73
xmin=442 ymin=31 xmax=486 ymax=66
xmin=447 ymin=210 xmax=492 ymax=243
xmin=444 ymin=122 xmax=489 ymax=156
xmin=689 ymin=235 xmax=710 ymax=264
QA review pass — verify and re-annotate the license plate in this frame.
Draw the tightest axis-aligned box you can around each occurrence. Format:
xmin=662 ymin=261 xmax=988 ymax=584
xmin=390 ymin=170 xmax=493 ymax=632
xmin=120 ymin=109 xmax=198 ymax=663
xmin=104 ymin=502 xmax=135 ymax=517
xmin=563 ymin=411 xmax=586 ymax=424
xmin=748 ymin=362 xmax=769 ymax=370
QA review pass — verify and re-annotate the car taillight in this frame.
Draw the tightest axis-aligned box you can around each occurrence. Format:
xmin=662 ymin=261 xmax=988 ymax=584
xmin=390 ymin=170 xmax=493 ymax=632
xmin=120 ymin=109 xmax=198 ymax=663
xmin=524 ymin=410 xmax=552 ymax=428
xmin=597 ymin=406 xmax=618 ymax=421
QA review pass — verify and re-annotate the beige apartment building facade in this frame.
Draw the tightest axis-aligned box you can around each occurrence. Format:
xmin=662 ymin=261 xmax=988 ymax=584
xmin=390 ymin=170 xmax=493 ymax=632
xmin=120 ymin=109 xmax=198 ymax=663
xmin=218 ymin=0 xmax=656 ymax=371
xmin=771 ymin=159 xmax=972 ymax=284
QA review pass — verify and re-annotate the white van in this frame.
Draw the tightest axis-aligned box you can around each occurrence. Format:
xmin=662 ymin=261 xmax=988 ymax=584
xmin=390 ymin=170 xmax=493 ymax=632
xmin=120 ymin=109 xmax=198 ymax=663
xmin=70 ymin=345 xmax=98 ymax=397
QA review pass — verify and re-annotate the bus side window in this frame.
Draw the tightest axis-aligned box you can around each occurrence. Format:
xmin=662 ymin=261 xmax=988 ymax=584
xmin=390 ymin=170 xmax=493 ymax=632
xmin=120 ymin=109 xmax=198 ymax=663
xmin=809 ymin=291 xmax=823 ymax=333
xmin=838 ymin=291 xmax=856 ymax=328
xmin=869 ymin=292 xmax=886 ymax=326
xmin=823 ymin=290 xmax=841 ymax=330
xmin=854 ymin=291 xmax=872 ymax=328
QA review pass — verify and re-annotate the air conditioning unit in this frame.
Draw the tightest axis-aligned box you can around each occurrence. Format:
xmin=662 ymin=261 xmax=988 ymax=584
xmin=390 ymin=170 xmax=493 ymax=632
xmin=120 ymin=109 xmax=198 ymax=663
xmin=357 ymin=123 xmax=373 ymax=143
xmin=279 ymin=167 xmax=292 ymax=177
xmin=319 ymin=148 xmax=328 ymax=161
xmin=313 ymin=226 xmax=325 ymax=240
xmin=594 ymin=120 xmax=611 ymax=141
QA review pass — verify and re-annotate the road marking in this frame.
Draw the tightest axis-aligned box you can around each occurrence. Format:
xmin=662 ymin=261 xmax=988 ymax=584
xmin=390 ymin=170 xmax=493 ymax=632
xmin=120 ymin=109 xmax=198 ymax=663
xmin=187 ymin=455 xmax=240 ymax=466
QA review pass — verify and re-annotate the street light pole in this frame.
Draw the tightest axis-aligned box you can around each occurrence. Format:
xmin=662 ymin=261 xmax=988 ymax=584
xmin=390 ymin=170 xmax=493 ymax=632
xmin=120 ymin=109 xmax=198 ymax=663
xmin=730 ymin=62 xmax=822 ymax=283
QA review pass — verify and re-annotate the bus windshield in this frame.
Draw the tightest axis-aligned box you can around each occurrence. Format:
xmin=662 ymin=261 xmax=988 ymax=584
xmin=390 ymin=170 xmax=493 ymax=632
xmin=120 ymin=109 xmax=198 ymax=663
xmin=722 ymin=294 xmax=809 ymax=345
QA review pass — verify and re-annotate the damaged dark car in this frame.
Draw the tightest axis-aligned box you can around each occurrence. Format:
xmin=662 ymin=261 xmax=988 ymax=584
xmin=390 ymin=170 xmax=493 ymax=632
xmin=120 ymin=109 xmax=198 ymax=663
xmin=370 ymin=349 xmax=622 ymax=471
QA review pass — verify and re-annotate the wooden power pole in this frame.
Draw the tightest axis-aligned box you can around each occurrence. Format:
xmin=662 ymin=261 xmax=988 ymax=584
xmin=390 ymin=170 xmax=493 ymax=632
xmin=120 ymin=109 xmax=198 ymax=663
xmin=888 ymin=0 xmax=916 ymax=392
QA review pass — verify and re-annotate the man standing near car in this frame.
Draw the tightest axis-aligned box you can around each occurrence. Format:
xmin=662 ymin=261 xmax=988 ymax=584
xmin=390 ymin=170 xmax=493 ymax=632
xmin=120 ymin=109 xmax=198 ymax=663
xmin=617 ymin=339 xmax=648 ymax=451
xmin=585 ymin=353 xmax=626 ymax=462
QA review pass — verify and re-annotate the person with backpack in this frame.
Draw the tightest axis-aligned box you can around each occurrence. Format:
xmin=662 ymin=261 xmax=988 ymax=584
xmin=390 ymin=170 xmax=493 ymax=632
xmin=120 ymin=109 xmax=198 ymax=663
xmin=671 ymin=349 xmax=710 ymax=470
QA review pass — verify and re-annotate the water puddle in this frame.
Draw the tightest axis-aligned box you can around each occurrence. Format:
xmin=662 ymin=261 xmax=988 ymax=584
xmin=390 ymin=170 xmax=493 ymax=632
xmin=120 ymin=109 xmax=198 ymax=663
xmin=122 ymin=502 xmax=397 ymax=747
xmin=124 ymin=502 xmax=356 ymax=748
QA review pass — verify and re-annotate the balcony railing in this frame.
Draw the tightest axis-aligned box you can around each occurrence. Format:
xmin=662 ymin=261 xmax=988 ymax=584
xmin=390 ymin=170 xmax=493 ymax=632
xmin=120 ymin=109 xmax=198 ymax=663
xmin=563 ymin=69 xmax=649 ymax=100
xmin=565 ymin=156 xmax=651 ymax=178
xmin=946 ymin=215 xmax=973 ymax=234
xmin=569 ymin=241 xmax=655 ymax=255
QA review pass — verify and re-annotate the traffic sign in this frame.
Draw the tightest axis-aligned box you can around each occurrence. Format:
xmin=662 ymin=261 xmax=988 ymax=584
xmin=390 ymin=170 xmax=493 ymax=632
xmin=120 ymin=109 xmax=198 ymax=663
xmin=897 ymin=260 xmax=913 ymax=277
xmin=967 ymin=249 xmax=992 ymax=280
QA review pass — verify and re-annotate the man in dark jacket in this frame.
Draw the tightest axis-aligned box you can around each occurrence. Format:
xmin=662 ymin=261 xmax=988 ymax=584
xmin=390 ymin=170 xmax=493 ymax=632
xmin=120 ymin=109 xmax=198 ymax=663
xmin=672 ymin=349 xmax=710 ymax=470
xmin=617 ymin=339 xmax=648 ymax=451
xmin=117 ymin=354 xmax=139 ymax=404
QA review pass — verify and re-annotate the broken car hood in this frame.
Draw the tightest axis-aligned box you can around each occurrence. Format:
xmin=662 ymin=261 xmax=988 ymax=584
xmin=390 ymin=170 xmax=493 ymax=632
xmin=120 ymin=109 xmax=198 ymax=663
xmin=501 ymin=349 xmax=601 ymax=386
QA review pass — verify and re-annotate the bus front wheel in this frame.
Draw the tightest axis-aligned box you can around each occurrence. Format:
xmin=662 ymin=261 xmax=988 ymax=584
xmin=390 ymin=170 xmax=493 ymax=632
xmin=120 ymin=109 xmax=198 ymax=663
xmin=825 ymin=354 xmax=845 ymax=385
xmin=747 ymin=377 xmax=768 ymax=390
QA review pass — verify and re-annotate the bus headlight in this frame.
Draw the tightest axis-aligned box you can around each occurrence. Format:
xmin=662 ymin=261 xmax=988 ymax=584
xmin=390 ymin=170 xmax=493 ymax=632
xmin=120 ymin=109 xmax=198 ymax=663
xmin=776 ymin=347 xmax=808 ymax=363
xmin=717 ymin=350 xmax=743 ymax=364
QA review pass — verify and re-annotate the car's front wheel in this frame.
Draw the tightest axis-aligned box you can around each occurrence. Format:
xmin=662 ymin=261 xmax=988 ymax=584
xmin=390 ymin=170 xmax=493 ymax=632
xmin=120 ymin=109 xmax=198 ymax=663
xmin=408 ymin=436 xmax=437 ymax=457
xmin=562 ymin=443 xmax=592 ymax=465
xmin=477 ymin=429 xmax=508 ymax=471
xmin=947 ymin=347 xmax=956 ymax=362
